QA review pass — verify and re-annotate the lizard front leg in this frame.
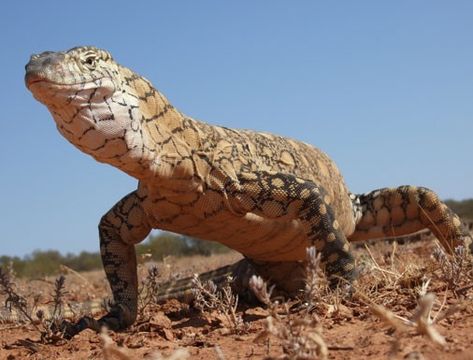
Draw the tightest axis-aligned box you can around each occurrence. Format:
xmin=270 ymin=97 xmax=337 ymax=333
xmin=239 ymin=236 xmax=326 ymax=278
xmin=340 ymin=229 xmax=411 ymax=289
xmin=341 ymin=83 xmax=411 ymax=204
xmin=226 ymin=171 xmax=357 ymax=287
xmin=63 ymin=191 xmax=151 ymax=338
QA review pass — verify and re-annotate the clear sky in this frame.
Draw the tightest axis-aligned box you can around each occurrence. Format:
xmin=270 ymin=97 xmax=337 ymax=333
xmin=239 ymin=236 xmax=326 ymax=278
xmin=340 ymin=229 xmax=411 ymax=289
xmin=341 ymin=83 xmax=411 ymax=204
xmin=0 ymin=1 xmax=472 ymax=257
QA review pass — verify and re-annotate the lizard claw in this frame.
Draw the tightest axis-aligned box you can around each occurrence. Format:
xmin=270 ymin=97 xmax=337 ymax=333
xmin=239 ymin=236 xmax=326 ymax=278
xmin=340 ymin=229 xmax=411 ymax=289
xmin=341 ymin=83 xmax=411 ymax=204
xmin=59 ymin=316 xmax=101 ymax=339
xmin=59 ymin=304 xmax=135 ymax=339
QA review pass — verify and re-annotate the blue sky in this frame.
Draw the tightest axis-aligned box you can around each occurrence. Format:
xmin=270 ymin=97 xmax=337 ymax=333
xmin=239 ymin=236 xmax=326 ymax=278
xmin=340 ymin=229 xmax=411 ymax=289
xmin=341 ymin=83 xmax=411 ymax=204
xmin=0 ymin=1 xmax=472 ymax=257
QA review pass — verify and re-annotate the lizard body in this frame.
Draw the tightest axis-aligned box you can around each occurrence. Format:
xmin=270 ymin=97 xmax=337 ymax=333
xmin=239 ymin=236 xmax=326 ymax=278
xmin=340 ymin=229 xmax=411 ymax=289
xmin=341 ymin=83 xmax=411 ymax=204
xmin=24 ymin=46 xmax=472 ymax=336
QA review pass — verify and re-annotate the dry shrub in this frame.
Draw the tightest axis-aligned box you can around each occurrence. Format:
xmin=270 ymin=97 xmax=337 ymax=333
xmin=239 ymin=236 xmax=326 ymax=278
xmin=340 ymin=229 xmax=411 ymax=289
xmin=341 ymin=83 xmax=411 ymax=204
xmin=0 ymin=266 xmax=69 ymax=343
xmin=138 ymin=265 xmax=161 ymax=318
xmin=192 ymin=274 xmax=246 ymax=334
xmin=432 ymin=245 xmax=473 ymax=295
xmin=250 ymin=247 xmax=329 ymax=360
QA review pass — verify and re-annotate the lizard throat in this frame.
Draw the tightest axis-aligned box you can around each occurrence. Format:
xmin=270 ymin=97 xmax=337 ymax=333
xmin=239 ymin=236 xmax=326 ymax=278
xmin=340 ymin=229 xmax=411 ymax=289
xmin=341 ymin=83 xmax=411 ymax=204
xmin=32 ymin=82 xmax=156 ymax=180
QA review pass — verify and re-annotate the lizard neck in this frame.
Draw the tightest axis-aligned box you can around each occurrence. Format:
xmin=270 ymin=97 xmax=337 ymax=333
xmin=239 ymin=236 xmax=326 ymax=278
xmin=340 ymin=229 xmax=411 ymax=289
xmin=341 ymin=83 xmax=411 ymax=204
xmin=34 ymin=62 xmax=198 ymax=182
xmin=48 ymin=73 xmax=191 ymax=181
xmin=107 ymin=87 xmax=193 ymax=181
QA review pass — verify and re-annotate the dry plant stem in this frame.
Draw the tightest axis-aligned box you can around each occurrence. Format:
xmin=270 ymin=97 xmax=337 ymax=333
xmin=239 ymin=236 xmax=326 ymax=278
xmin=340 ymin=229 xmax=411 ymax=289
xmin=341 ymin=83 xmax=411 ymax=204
xmin=0 ymin=267 xmax=40 ymax=331
xmin=432 ymin=244 xmax=473 ymax=294
xmin=411 ymin=293 xmax=446 ymax=346
xmin=220 ymin=284 xmax=241 ymax=331
xmin=0 ymin=268 xmax=70 ymax=343
xmin=363 ymin=244 xmax=398 ymax=278
xmin=304 ymin=246 xmax=322 ymax=311
xmin=370 ymin=292 xmax=449 ymax=350
xmin=138 ymin=265 xmax=160 ymax=317
xmin=432 ymin=289 xmax=448 ymax=324
xmin=418 ymin=206 xmax=450 ymax=253
xmin=433 ymin=302 xmax=465 ymax=324
xmin=38 ymin=276 xmax=70 ymax=343
xmin=192 ymin=274 xmax=220 ymax=310
xmin=192 ymin=274 xmax=244 ymax=333
xmin=51 ymin=275 xmax=67 ymax=320
xmin=249 ymin=247 xmax=329 ymax=360
xmin=371 ymin=303 xmax=410 ymax=329
xmin=59 ymin=264 xmax=93 ymax=289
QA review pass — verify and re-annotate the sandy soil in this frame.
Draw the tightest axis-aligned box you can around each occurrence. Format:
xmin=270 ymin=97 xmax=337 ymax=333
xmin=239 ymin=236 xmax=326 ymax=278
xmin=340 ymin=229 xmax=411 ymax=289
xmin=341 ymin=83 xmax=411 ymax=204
xmin=1 ymin=239 xmax=473 ymax=360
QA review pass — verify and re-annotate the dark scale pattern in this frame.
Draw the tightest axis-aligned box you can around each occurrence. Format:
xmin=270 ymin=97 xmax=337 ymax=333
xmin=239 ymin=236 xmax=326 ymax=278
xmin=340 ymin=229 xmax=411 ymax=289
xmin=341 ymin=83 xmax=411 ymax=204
xmin=24 ymin=46 xmax=473 ymax=337
xmin=225 ymin=171 xmax=357 ymax=282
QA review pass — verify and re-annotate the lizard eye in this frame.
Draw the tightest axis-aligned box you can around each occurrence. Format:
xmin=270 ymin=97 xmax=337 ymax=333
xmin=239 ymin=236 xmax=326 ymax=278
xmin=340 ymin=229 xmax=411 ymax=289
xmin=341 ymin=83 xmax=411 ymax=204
xmin=82 ymin=55 xmax=97 ymax=69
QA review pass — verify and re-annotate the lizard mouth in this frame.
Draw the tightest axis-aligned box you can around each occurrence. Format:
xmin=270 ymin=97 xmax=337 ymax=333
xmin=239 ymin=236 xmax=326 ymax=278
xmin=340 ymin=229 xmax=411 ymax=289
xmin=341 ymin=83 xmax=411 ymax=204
xmin=26 ymin=74 xmax=108 ymax=88
xmin=25 ymin=72 xmax=47 ymax=88
xmin=24 ymin=72 xmax=72 ymax=90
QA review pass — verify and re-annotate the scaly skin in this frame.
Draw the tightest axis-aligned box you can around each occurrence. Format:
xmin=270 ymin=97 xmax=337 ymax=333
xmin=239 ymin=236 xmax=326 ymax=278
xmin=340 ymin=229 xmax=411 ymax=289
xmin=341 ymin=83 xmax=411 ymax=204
xmin=24 ymin=46 xmax=472 ymax=337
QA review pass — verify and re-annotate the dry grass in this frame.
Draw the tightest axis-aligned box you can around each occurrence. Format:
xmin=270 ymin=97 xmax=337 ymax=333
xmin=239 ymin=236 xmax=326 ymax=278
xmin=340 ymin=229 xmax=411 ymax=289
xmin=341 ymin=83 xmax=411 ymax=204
xmin=351 ymin=239 xmax=473 ymax=358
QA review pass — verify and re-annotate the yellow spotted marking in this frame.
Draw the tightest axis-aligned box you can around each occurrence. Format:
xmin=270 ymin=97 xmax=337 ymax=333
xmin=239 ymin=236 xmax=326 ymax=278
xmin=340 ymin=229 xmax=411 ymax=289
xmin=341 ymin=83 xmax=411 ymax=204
xmin=327 ymin=233 xmax=336 ymax=242
xmin=242 ymin=172 xmax=259 ymax=181
xmin=332 ymin=220 xmax=339 ymax=230
xmin=300 ymin=188 xmax=311 ymax=199
xmin=319 ymin=204 xmax=327 ymax=215
xmin=271 ymin=177 xmax=285 ymax=189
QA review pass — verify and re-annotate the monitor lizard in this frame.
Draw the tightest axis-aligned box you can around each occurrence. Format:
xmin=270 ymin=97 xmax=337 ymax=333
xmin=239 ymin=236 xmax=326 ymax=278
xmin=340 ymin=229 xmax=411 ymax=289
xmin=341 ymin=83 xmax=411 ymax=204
xmin=24 ymin=46 xmax=472 ymax=337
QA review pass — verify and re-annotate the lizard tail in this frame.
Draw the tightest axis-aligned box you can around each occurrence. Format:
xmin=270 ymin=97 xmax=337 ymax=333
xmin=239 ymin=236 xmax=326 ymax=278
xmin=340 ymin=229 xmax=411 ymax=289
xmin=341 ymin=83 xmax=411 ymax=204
xmin=155 ymin=259 xmax=251 ymax=303
xmin=348 ymin=186 xmax=473 ymax=254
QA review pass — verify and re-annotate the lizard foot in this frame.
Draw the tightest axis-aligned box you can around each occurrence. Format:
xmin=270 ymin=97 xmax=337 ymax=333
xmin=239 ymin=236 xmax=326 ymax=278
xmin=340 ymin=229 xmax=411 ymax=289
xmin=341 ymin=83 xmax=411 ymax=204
xmin=59 ymin=304 xmax=135 ymax=339
xmin=327 ymin=266 xmax=359 ymax=299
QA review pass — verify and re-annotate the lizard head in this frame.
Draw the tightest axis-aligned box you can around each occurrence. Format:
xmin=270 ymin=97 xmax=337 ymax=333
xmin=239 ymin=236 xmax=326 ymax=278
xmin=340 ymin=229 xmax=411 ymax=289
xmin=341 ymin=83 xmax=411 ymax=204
xmin=25 ymin=46 xmax=158 ymax=177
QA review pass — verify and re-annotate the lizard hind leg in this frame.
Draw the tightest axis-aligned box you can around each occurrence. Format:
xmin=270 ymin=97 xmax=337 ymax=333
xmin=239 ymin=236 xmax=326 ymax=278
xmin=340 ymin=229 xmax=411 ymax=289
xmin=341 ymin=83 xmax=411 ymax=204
xmin=349 ymin=186 xmax=473 ymax=254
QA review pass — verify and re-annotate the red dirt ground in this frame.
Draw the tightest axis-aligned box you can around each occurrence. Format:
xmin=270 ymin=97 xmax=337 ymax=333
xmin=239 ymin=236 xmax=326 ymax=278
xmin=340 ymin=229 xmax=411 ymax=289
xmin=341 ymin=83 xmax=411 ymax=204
xmin=1 ymin=240 xmax=473 ymax=360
